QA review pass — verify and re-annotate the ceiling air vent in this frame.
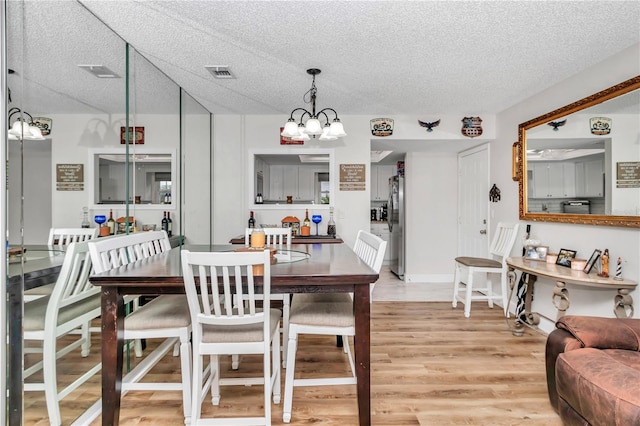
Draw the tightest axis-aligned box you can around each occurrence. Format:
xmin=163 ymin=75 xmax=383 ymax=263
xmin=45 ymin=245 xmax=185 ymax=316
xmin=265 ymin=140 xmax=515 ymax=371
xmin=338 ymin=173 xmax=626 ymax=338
xmin=205 ymin=66 xmax=236 ymax=79
xmin=78 ymin=65 xmax=120 ymax=78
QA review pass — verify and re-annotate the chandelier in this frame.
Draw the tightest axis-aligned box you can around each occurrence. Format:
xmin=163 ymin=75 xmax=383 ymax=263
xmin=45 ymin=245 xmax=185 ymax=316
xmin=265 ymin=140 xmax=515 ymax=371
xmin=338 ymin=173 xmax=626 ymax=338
xmin=7 ymin=107 xmax=45 ymax=140
xmin=280 ymin=68 xmax=347 ymax=141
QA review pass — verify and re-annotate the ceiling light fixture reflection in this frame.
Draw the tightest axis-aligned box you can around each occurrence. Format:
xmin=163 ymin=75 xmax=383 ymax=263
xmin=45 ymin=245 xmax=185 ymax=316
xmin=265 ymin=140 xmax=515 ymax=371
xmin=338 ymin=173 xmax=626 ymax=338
xmin=7 ymin=107 xmax=45 ymax=140
xmin=281 ymin=68 xmax=347 ymax=142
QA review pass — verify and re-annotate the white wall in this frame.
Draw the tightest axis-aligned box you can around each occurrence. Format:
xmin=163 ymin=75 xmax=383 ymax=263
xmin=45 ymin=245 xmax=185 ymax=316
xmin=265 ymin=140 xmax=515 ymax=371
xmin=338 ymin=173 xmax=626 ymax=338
xmin=494 ymin=43 xmax=640 ymax=332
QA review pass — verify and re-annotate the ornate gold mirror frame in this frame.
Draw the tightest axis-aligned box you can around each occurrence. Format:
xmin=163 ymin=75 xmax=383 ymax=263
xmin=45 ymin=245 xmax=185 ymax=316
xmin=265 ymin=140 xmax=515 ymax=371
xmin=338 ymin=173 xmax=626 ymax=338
xmin=514 ymin=75 xmax=640 ymax=227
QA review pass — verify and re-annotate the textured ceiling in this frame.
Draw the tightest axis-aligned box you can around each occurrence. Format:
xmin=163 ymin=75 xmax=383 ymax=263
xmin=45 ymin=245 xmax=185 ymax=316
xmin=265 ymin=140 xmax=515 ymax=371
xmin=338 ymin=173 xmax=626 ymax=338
xmin=6 ymin=0 xmax=639 ymax=119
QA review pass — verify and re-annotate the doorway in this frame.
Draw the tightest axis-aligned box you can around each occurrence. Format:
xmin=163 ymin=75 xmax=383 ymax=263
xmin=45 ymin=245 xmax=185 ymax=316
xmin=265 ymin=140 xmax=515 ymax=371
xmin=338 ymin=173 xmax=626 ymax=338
xmin=457 ymin=144 xmax=489 ymax=258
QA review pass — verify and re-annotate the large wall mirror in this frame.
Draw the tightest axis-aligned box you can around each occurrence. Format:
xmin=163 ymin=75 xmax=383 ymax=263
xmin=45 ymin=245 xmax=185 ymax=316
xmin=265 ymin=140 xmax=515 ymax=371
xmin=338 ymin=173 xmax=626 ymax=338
xmin=516 ymin=76 xmax=640 ymax=227
xmin=249 ymin=148 xmax=334 ymax=208
xmin=88 ymin=148 xmax=176 ymax=208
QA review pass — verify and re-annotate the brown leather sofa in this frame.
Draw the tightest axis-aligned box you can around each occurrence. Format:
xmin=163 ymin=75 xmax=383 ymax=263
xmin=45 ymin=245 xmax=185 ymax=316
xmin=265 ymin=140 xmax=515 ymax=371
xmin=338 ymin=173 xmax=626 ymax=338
xmin=545 ymin=315 xmax=640 ymax=425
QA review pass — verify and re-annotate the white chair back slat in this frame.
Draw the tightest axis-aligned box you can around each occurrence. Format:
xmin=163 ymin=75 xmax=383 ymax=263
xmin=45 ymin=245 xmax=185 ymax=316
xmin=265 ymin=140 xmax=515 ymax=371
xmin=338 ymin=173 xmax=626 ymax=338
xmin=89 ymin=231 xmax=170 ymax=274
xmin=353 ymin=230 xmax=387 ymax=274
xmin=47 ymin=241 xmax=98 ymax=316
xmin=47 ymin=228 xmax=99 ymax=248
xmin=182 ymin=250 xmax=270 ymax=328
xmin=489 ymin=223 xmax=520 ymax=262
xmin=245 ymin=227 xmax=292 ymax=250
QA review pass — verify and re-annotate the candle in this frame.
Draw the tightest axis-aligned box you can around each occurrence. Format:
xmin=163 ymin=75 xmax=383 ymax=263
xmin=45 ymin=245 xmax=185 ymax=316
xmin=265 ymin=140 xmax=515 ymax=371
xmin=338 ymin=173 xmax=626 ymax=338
xmin=250 ymin=229 xmax=265 ymax=248
xmin=615 ymin=257 xmax=623 ymax=280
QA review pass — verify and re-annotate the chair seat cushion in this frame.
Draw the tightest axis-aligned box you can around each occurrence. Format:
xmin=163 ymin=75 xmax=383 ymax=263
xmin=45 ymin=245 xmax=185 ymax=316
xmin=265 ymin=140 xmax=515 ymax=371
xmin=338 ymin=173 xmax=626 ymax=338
xmin=289 ymin=293 xmax=354 ymax=327
xmin=455 ymin=256 xmax=501 ymax=268
xmin=201 ymin=308 xmax=281 ymax=343
xmin=126 ymin=295 xmax=191 ymax=330
xmin=24 ymin=294 xmax=100 ymax=332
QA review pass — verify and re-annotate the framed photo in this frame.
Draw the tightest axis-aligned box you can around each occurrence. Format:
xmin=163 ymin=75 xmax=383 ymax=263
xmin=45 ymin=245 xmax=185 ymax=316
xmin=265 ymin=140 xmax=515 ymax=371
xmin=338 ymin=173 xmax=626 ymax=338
xmin=120 ymin=126 xmax=144 ymax=144
xmin=556 ymin=248 xmax=577 ymax=268
xmin=584 ymin=249 xmax=602 ymax=274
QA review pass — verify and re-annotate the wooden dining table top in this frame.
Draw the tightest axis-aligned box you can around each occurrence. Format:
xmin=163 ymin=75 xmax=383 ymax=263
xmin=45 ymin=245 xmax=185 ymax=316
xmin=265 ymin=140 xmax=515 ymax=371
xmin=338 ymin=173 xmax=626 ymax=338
xmin=89 ymin=243 xmax=378 ymax=290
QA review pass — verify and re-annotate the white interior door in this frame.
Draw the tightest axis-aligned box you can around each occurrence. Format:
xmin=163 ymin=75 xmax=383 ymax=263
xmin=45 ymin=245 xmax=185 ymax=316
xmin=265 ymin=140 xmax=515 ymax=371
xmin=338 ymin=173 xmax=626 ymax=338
xmin=458 ymin=145 xmax=489 ymax=258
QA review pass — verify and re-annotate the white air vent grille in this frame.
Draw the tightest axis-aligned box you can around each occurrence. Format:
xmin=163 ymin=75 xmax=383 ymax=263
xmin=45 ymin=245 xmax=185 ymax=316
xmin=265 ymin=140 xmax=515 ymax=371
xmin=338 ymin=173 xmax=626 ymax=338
xmin=78 ymin=65 xmax=120 ymax=78
xmin=205 ymin=66 xmax=236 ymax=79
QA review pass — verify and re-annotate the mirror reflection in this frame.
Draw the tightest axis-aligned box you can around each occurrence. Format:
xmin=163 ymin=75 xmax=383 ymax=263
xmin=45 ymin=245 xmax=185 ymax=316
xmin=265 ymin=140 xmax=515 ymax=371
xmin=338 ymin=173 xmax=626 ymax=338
xmin=519 ymin=77 xmax=640 ymax=227
xmin=90 ymin=150 xmax=175 ymax=206
xmin=253 ymin=151 xmax=332 ymax=205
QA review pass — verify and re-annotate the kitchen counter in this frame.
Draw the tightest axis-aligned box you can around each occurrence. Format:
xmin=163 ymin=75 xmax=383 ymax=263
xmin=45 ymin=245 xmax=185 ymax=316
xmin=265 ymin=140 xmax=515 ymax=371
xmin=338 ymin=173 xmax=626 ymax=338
xmin=229 ymin=234 xmax=343 ymax=244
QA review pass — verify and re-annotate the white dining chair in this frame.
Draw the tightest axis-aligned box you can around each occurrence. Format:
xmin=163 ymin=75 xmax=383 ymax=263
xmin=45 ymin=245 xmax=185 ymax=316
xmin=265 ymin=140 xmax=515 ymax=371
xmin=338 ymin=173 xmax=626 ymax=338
xmin=452 ymin=222 xmax=520 ymax=318
xmin=243 ymin=227 xmax=292 ymax=367
xmin=24 ymin=227 xmax=100 ymax=302
xmin=181 ymin=249 xmax=281 ymax=425
xmin=282 ymin=230 xmax=386 ymax=423
xmin=87 ymin=231 xmax=192 ymax=423
xmin=23 ymin=240 xmax=102 ymax=426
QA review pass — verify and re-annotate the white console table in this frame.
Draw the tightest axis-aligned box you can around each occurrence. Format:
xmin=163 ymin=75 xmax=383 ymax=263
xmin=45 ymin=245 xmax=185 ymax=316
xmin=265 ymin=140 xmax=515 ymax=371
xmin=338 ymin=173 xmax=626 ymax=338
xmin=506 ymin=257 xmax=637 ymax=336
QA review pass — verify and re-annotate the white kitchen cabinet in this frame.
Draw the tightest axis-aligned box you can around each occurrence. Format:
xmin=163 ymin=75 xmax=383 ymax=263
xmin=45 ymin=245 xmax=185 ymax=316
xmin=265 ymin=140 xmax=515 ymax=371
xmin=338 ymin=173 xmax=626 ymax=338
xmin=531 ymin=162 xmax=575 ymax=198
xmin=370 ymin=222 xmax=391 ymax=263
xmin=268 ymin=165 xmax=320 ymax=202
xmin=371 ymin=165 xmax=396 ymax=201
xmin=575 ymin=159 xmax=604 ymax=197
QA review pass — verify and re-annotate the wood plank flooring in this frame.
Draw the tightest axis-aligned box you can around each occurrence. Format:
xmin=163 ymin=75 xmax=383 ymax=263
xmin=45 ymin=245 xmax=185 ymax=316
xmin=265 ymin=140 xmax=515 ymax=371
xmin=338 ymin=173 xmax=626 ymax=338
xmin=24 ymin=302 xmax=562 ymax=425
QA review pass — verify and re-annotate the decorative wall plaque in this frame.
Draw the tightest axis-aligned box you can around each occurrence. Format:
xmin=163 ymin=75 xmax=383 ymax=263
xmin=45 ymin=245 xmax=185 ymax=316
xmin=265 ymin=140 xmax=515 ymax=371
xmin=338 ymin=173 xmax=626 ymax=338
xmin=590 ymin=117 xmax=612 ymax=135
xmin=339 ymin=164 xmax=365 ymax=191
xmin=120 ymin=126 xmax=145 ymax=144
xmin=32 ymin=117 xmax=52 ymax=136
xmin=616 ymin=162 xmax=640 ymax=188
xmin=461 ymin=116 xmax=483 ymax=138
xmin=370 ymin=118 xmax=394 ymax=137
xmin=56 ymin=163 xmax=84 ymax=191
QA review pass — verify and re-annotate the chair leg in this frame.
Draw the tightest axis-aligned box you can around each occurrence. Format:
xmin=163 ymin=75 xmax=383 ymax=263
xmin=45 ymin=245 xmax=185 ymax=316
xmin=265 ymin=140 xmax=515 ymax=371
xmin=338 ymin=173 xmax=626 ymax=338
xmin=179 ymin=336 xmax=192 ymax=423
xmin=210 ymin=355 xmax=221 ymax=405
xmin=500 ymin=273 xmax=509 ymax=317
xmin=283 ymin=326 xmax=299 ymax=423
xmin=452 ymin=263 xmax=460 ymax=308
xmin=272 ymin=326 xmax=281 ymax=404
xmin=80 ymin=322 xmax=91 ymax=357
xmin=264 ymin=334 xmax=272 ymax=426
xmin=231 ymin=354 xmax=239 ymax=370
xmin=282 ymin=295 xmax=290 ymax=368
xmin=464 ymin=271 xmax=473 ymax=318
xmin=486 ymin=274 xmax=494 ymax=309
xmin=191 ymin=348 xmax=203 ymax=425
xmin=43 ymin=337 xmax=62 ymax=426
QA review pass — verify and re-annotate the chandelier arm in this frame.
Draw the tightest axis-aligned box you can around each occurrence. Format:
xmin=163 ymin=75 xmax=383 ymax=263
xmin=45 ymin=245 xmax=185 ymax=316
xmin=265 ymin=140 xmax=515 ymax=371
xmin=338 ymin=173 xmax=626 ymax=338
xmin=317 ymin=107 xmax=340 ymax=121
xmin=8 ymin=107 xmax=34 ymax=124
xmin=288 ymin=107 xmax=312 ymax=123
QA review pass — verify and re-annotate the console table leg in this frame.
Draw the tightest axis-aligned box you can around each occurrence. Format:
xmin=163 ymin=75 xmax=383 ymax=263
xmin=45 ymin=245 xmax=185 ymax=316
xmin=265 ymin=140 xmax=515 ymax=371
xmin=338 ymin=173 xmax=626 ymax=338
xmin=614 ymin=289 xmax=634 ymax=318
xmin=552 ymin=281 xmax=570 ymax=319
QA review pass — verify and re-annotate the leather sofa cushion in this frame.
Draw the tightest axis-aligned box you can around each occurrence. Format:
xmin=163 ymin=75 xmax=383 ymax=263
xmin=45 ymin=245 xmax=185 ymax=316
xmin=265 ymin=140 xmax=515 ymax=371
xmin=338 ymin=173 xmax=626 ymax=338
xmin=556 ymin=316 xmax=640 ymax=351
xmin=556 ymin=347 xmax=640 ymax=426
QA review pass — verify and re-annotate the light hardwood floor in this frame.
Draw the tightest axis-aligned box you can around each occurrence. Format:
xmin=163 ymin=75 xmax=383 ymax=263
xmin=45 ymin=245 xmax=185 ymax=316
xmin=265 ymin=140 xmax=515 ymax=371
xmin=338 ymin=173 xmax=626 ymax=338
xmin=24 ymin=294 xmax=562 ymax=425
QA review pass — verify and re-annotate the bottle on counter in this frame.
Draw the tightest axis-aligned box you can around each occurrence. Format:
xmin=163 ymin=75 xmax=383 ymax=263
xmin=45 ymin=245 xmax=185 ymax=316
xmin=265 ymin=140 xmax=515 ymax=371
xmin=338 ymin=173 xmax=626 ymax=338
xmin=81 ymin=207 xmax=90 ymax=229
xmin=248 ymin=211 xmax=256 ymax=229
xmin=167 ymin=212 xmax=173 ymax=237
xmin=303 ymin=209 xmax=311 ymax=228
xmin=161 ymin=211 xmax=168 ymax=233
xmin=107 ymin=209 xmax=116 ymax=235
xmin=327 ymin=207 xmax=336 ymax=238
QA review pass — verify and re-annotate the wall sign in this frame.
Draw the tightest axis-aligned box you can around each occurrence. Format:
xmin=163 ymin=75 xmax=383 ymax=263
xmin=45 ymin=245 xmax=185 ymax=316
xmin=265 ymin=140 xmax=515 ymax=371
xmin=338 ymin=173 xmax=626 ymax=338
xmin=616 ymin=162 xmax=640 ymax=188
xmin=280 ymin=127 xmax=304 ymax=145
xmin=56 ymin=163 xmax=84 ymax=191
xmin=590 ymin=117 xmax=612 ymax=135
xmin=339 ymin=164 xmax=365 ymax=191
xmin=120 ymin=126 xmax=145 ymax=144
xmin=370 ymin=118 xmax=394 ymax=137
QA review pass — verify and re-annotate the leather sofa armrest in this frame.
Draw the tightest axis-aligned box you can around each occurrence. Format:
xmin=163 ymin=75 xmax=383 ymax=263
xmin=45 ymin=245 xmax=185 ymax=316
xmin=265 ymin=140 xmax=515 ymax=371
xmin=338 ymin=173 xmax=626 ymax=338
xmin=556 ymin=315 xmax=640 ymax=351
xmin=545 ymin=328 xmax=583 ymax=413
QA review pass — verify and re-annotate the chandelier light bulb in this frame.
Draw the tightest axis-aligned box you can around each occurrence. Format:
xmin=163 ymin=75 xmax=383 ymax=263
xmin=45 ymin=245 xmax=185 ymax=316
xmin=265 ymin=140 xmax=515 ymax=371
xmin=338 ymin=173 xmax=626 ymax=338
xmin=281 ymin=120 xmax=299 ymax=137
xmin=304 ymin=118 xmax=322 ymax=135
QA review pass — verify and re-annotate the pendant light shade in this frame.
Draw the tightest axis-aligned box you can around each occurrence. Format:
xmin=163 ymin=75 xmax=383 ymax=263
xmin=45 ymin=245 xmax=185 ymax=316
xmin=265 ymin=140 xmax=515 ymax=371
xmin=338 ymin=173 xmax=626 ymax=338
xmin=282 ymin=68 xmax=346 ymax=141
xmin=7 ymin=108 xmax=46 ymax=140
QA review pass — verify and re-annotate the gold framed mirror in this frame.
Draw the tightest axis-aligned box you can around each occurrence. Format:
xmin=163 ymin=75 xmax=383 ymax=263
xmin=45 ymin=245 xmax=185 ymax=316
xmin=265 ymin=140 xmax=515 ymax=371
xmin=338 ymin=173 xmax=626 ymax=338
xmin=517 ymin=75 xmax=640 ymax=227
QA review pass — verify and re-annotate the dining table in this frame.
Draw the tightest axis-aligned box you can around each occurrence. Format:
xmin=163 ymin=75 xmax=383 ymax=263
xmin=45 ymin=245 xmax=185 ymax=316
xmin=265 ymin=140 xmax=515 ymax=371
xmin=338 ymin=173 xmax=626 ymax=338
xmin=90 ymin=242 xmax=379 ymax=426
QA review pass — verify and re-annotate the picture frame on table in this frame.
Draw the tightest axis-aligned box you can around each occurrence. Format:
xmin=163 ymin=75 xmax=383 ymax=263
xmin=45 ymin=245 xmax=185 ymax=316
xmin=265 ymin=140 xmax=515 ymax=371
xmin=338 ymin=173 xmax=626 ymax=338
xmin=584 ymin=249 xmax=602 ymax=274
xmin=556 ymin=248 xmax=577 ymax=267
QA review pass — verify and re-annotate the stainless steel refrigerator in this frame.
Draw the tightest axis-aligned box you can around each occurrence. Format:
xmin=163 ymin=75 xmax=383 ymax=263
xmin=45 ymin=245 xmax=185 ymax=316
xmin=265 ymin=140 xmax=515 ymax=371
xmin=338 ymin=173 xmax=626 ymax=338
xmin=388 ymin=175 xmax=405 ymax=279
